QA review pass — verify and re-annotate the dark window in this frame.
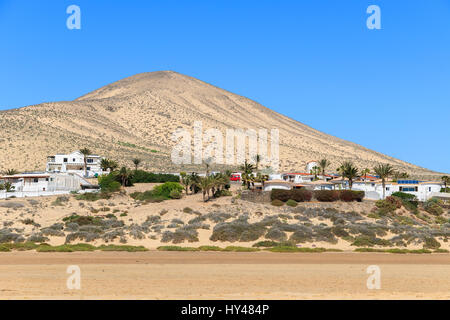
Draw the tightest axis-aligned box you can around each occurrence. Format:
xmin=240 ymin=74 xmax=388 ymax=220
xmin=73 ymin=158 xmax=76 ymax=162
xmin=63 ymin=158 xmax=68 ymax=163
xmin=87 ymin=159 xmax=94 ymax=163
xmin=87 ymin=167 xmax=91 ymax=171
xmin=33 ymin=178 xmax=39 ymax=183
xmin=45 ymin=178 xmax=49 ymax=181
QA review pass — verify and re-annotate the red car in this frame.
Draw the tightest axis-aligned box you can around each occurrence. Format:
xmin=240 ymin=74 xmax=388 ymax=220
xmin=230 ymin=174 xmax=241 ymax=182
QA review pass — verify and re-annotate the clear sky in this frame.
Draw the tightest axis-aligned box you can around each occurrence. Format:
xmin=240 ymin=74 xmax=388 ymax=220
xmin=1 ymin=0 xmax=449 ymax=173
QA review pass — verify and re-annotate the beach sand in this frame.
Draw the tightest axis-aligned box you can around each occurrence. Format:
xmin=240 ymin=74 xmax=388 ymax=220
xmin=0 ymin=251 xmax=448 ymax=300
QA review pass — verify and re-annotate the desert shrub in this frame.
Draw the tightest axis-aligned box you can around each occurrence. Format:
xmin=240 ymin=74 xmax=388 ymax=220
xmin=153 ymin=182 xmax=183 ymax=199
xmin=0 ymin=229 xmax=24 ymax=243
xmin=102 ymin=229 xmax=125 ymax=242
xmin=52 ymin=196 xmax=70 ymax=206
xmin=131 ymin=171 xmax=179 ymax=183
xmin=423 ymin=237 xmax=441 ymax=249
xmin=0 ymin=202 xmax=24 ymax=208
xmin=210 ymin=220 xmax=267 ymax=242
xmin=339 ymin=190 xmax=364 ymax=202
xmin=288 ymin=225 xmax=314 ymax=243
xmin=265 ymin=227 xmax=287 ymax=241
xmin=286 ymin=199 xmax=298 ymax=207
xmin=423 ymin=199 xmax=444 ymax=216
xmin=161 ymin=227 xmax=199 ymax=244
xmin=331 ymin=226 xmax=349 ymax=237
xmin=183 ymin=207 xmax=193 ymax=214
xmin=375 ymin=197 xmax=402 ymax=215
xmin=271 ymin=199 xmax=284 ymax=207
xmin=351 ymin=235 xmax=392 ymax=247
xmin=215 ymin=190 xmax=232 ymax=197
xmin=21 ymin=218 xmax=40 ymax=227
xmin=252 ymin=240 xmax=280 ymax=247
xmin=171 ymin=218 xmax=184 ymax=225
xmin=41 ymin=227 xmax=65 ymax=237
xmin=204 ymin=212 xmax=233 ymax=223
xmin=27 ymin=233 xmax=49 ymax=243
xmin=314 ymin=190 xmax=339 ymax=202
xmin=65 ymin=231 xmax=100 ymax=243
xmin=120 ymin=212 xmax=128 ymax=217
xmin=76 ymin=192 xmax=111 ymax=202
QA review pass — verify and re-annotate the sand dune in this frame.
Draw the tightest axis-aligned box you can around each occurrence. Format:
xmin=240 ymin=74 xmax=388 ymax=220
xmin=0 ymin=71 xmax=440 ymax=176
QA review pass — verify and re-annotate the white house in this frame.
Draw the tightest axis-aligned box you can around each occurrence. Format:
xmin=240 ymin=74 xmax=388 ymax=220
xmin=352 ymin=179 xmax=443 ymax=201
xmin=306 ymin=161 xmax=319 ymax=173
xmin=0 ymin=172 xmax=97 ymax=198
xmin=46 ymin=151 xmax=103 ymax=178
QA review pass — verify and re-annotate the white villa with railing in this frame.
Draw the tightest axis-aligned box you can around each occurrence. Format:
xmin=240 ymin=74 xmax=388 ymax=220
xmin=46 ymin=151 xmax=104 ymax=178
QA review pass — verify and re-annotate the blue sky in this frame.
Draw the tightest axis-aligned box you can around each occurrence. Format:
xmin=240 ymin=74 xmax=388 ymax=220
xmin=1 ymin=0 xmax=449 ymax=173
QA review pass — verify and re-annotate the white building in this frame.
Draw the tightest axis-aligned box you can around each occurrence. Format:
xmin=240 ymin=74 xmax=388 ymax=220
xmin=352 ymin=180 xmax=442 ymax=202
xmin=0 ymin=172 xmax=97 ymax=199
xmin=306 ymin=161 xmax=319 ymax=173
xmin=46 ymin=151 xmax=103 ymax=178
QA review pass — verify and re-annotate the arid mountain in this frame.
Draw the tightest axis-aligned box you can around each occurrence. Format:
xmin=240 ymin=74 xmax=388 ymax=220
xmin=0 ymin=71 xmax=441 ymax=177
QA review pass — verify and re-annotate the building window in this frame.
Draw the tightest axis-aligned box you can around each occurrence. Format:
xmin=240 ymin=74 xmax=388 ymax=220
xmin=87 ymin=159 xmax=94 ymax=163
xmin=45 ymin=178 xmax=49 ymax=181
xmin=33 ymin=178 xmax=39 ymax=183
xmin=73 ymin=158 xmax=76 ymax=162
xmin=87 ymin=167 xmax=91 ymax=171
xmin=429 ymin=187 xmax=431 ymax=192
xmin=386 ymin=187 xmax=390 ymax=191
xmin=400 ymin=187 xmax=417 ymax=192
xmin=63 ymin=158 xmax=68 ymax=163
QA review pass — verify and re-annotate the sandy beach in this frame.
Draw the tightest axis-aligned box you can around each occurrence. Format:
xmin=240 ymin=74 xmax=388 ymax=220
xmin=0 ymin=251 xmax=448 ymax=300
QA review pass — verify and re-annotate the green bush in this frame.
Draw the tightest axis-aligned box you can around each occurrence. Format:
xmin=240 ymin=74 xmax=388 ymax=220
xmin=169 ymin=189 xmax=182 ymax=199
xmin=286 ymin=199 xmax=298 ymax=207
xmin=98 ymin=174 xmax=122 ymax=192
xmin=153 ymin=182 xmax=183 ymax=199
xmin=131 ymin=171 xmax=179 ymax=183
xmin=271 ymin=199 xmax=285 ymax=207
xmin=391 ymin=192 xmax=416 ymax=201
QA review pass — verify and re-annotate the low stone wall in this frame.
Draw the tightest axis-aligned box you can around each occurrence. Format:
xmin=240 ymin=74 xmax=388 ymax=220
xmin=241 ymin=190 xmax=271 ymax=203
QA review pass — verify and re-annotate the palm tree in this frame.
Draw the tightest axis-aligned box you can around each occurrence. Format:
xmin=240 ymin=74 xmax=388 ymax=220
xmin=3 ymin=169 xmax=18 ymax=176
xmin=132 ymin=158 xmax=142 ymax=172
xmin=310 ymin=166 xmax=320 ymax=180
xmin=442 ymin=176 xmax=450 ymax=192
xmin=341 ymin=161 xmax=359 ymax=190
xmin=79 ymin=148 xmax=91 ymax=177
xmin=361 ymin=168 xmax=370 ymax=180
xmin=373 ymin=163 xmax=395 ymax=199
xmin=196 ymin=176 xmax=212 ymax=202
xmin=180 ymin=173 xmax=192 ymax=195
xmin=318 ymin=159 xmax=330 ymax=180
xmin=254 ymin=154 xmax=262 ymax=172
xmin=100 ymin=159 xmax=111 ymax=172
xmin=117 ymin=167 xmax=133 ymax=187
xmin=4 ymin=182 xmax=15 ymax=192
xmin=240 ymin=159 xmax=255 ymax=189
xmin=108 ymin=160 xmax=119 ymax=172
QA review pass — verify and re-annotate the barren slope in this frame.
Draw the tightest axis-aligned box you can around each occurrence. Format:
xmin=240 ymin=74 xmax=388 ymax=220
xmin=0 ymin=71 xmax=439 ymax=176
